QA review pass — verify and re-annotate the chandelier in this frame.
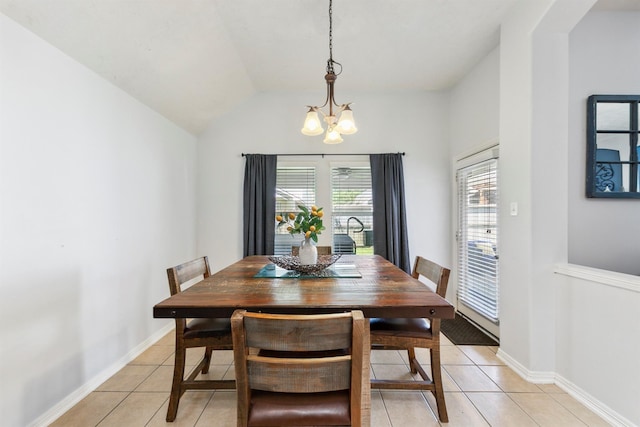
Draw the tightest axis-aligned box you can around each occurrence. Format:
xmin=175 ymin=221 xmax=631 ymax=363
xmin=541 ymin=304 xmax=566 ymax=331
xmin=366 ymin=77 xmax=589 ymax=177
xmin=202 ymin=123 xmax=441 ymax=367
xmin=301 ymin=0 xmax=357 ymax=144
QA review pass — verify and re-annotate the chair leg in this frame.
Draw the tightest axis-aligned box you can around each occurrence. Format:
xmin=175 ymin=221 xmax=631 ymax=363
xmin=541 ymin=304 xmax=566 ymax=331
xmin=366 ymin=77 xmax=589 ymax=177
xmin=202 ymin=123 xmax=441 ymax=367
xmin=167 ymin=345 xmax=187 ymax=422
xmin=202 ymin=346 xmax=213 ymax=374
xmin=407 ymin=347 xmax=417 ymax=374
xmin=430 ymin=346 xmax=448 ymax=423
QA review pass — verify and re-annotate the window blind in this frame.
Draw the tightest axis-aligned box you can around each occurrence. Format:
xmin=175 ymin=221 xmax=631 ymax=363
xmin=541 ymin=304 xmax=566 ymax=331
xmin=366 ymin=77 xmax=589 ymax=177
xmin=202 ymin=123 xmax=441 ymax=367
xmin=274 ymin=167 xmax=316 ymax=254
xmin=331 ymin=167 xmax=373 ymax=253
xmin=275 ymin=166 xmax=316 ymax=216
xmin=456 ymin=159 xmax=499 ymax=322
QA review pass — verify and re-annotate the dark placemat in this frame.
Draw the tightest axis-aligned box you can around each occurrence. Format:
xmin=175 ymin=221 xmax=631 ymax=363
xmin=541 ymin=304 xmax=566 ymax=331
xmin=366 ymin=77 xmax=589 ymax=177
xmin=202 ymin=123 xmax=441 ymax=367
xmin=440 ymin=313 xmax=499 ymax=346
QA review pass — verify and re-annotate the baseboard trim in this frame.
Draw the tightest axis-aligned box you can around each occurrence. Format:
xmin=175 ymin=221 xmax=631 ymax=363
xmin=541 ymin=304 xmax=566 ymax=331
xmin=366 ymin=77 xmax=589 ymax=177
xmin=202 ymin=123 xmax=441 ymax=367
xmin=554 ymin=375 xmax=636 ymax=427
xmin=497 ymin=349 xmax=636 ymax=427
xmin=496 ymin=349 xmax=555 ymax=383
xmin=30 ymin=322 xmax=175 ymax=427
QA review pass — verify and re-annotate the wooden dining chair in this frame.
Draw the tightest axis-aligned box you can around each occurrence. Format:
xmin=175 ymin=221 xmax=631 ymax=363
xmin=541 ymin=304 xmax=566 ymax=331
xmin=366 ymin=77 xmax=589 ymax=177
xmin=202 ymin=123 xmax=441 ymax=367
xmin=165 ymin=256 xmax=234 ymax=422
xmin=369 ymin=256 xmax=451 ymax=422
xmin=231 ymin=309 xmax=371 ymax=427
xmin=291 ymin=245 xmax=332 ymax=256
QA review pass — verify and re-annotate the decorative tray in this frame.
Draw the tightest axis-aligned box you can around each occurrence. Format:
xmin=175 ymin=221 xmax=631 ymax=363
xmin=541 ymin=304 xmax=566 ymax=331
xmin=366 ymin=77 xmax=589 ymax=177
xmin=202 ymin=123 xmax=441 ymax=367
xmin=268 ymin=254 xmax=342 ymax=275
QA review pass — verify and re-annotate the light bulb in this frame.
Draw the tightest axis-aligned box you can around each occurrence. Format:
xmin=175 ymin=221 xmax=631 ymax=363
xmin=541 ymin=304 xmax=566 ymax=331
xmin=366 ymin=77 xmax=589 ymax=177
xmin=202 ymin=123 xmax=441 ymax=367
xmin=301 ymin=110 xmax=323 ymax=136
xmin=336 ymin=107 xmax=357 ymax=135
xmin=323 ymin=126 xmax=343 ymax=144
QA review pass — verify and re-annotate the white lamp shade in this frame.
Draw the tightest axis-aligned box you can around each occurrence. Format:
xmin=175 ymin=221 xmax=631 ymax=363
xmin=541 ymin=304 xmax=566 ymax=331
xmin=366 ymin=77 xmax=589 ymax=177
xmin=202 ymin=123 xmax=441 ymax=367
xmin=301 ymin=111 xmax=323 ymax=136
xmin=323 ymin=127 xmax=343 ymax=144
xmin=336 ymin=108 xmax=357 ymax=135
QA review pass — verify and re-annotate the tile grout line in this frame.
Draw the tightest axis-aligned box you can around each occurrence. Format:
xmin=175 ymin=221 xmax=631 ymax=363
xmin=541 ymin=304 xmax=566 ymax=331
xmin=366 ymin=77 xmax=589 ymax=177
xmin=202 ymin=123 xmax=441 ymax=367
xmin=100 ymin=362 xmax=164 ymax=426
xmin=457 ymin=391 xmax=501 ymax=427
xmin=94 ymin=390 xmax=135 ymax=427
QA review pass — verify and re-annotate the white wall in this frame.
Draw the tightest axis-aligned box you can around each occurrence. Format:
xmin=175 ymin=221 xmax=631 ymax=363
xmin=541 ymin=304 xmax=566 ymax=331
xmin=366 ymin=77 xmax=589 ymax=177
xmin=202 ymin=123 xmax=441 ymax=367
xmin=0 ymin=14 xmax=197 ymax=427
xmin=448 ymin=47 xmax=500 ymax=304
xmin=450 ymin=0 xmax=570 ymax=372
xmin=498 ymin=0 xmax=553 ymax=371
xmin=497 ymin=0 xmax=594 ymax=373
xmin=568 ymin=10 xmax=640 ymax=275
xmin=449 ymin=47 xmax=500 ymax=157
xmin=555 ymin=266 xmax=640 ymax=426
xmin=197 ymin=90 xmax=452 ymax=274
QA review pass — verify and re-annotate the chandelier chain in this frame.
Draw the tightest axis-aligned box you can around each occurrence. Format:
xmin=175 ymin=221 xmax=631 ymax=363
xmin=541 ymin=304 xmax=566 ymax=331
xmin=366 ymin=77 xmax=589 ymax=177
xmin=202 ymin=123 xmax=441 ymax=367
xmin=326 ymin=0 xmax=342 ymax=76
xmin=327 ymin=0 xmax=334 ymax=73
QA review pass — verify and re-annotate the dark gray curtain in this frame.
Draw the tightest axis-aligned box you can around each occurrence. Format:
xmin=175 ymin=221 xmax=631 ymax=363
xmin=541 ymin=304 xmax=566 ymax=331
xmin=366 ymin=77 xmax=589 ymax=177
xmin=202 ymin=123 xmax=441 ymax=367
xmin=243 ymin=154 xmax=277 ymax=256
xmin=370 ymin=153 xmax=411 ymax=273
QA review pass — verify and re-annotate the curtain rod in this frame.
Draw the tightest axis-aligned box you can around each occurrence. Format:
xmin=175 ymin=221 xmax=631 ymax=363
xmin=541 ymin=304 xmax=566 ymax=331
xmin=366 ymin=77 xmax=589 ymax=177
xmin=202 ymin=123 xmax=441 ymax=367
xmin=241 ymin=152 xmax=405 ymax=157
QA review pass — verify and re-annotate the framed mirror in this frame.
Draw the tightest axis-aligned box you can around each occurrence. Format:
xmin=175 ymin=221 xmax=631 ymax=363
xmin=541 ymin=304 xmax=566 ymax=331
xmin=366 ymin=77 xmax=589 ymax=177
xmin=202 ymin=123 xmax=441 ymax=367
xmin=586 ymin=95 xmax=640 ymax=198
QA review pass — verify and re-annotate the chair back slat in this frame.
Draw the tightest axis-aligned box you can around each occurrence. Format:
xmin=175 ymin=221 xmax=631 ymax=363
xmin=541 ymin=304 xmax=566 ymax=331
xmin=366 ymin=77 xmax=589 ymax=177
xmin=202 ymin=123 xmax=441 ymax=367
xmin=411 ymin=256 xmax=450 ymax=335
xmin=167 ymin=256 xmax=211 ymax=295
xmin=247 ymin=356 xmax=352 ymax=393
xmin=412 ymin=256 xmax=450 ymax=298
xmin=244 ymin=313 xmax=353 ymax=352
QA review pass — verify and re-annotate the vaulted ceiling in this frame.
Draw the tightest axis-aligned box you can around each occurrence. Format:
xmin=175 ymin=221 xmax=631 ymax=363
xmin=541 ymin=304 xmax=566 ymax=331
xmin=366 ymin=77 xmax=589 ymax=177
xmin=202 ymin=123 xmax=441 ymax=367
xmin=1 ymin=0 xmax=636 ymax=134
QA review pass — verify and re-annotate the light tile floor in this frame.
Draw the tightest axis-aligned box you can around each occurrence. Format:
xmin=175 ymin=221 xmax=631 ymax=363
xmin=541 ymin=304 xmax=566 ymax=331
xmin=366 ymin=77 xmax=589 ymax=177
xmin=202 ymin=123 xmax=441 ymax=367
xmin=51 ymin=332 xmax=611 ymax=426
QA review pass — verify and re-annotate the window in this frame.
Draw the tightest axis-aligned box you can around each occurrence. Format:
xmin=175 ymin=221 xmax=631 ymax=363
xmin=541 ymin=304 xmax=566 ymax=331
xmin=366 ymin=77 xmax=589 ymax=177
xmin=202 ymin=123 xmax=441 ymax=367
xmin=586 ymin=95 xmax=640 ymax=198
xmin=273 ymin=160 xmax=373 ymax=255
xmin=274 ymin=166 xmax=316 ymax=254
xmin=331 ymin=166 xmax=373 ymax=254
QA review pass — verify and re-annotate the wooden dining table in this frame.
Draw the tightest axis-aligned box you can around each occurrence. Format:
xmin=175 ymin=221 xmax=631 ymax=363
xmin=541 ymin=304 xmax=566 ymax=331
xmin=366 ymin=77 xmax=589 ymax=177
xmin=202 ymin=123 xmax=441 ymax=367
xmin=153 ymin=255 xmax=454 ymax=320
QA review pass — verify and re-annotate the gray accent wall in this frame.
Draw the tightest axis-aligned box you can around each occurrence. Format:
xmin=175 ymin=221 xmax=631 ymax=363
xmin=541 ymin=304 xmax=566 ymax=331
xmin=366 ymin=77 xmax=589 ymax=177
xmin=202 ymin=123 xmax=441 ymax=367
xmin=568 ymin=10 xmax=640 ymax=275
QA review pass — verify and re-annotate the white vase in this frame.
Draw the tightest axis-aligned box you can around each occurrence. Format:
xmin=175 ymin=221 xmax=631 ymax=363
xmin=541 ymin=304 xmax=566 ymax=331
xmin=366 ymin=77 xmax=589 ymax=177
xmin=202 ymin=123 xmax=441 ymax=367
xmin=298 ymin=237 xmax=318 ymax=265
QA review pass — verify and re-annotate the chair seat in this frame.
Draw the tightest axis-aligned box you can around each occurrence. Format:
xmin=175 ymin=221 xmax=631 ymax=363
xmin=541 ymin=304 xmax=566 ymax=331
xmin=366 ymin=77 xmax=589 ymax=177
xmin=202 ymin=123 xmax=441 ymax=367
xmin=370 ymin=318 xmax=433 ymax=339
xmin=248 ymin=390 xmax=351 ymax=427
xmin=184 ymin=317 xmax=232 ymax=339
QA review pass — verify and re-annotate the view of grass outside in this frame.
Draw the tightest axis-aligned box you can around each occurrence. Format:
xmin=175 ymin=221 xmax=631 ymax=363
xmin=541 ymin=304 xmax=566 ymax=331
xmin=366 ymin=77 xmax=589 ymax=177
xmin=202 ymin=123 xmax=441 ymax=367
xmin=356 ymin=246 xmax=374 ymax=255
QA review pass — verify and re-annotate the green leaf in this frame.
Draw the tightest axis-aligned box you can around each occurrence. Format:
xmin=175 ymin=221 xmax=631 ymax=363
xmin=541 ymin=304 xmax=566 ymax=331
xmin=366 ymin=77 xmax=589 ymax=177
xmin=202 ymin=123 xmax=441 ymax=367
xmin=311 ymin=233 xmax=318 ymax=243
